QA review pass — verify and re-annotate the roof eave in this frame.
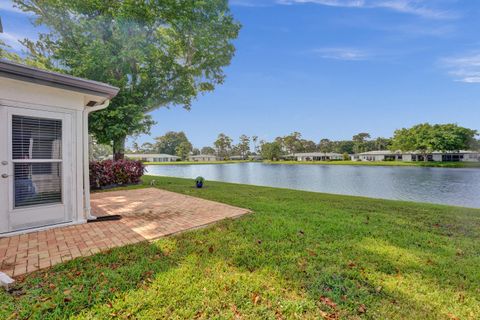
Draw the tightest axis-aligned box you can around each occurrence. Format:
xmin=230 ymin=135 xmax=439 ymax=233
xmin=0 ymin=59 xmax=119 ymax=99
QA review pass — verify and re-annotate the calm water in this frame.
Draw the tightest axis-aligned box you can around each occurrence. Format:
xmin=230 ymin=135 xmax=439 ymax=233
xmin=146 ymin=163 xmax=480 ymax=208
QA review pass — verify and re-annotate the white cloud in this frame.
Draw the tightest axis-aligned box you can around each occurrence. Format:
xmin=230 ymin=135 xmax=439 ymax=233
xmin=440 ymin=53 xmax=480 ymax=83
xmin=312 ymin=47 xmax=370 ymax=60
xmin=275 ymin=0 xmax=457 ymax=19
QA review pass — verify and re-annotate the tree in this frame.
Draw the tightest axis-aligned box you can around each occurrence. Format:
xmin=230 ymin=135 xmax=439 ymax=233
xmin=175 ymin=141 xmax=192 ymax=160
xmin=300 ymin=139 xmax=317 ymax=152
xmin=353 ymin=132 xmax=371 ymax=153
xmin=282 ymin=132 xmax=303 ymax=154
xmin=252 ymin=135 xmax=259 ymax=154
xmin=214 ymin=133 xmax=232 ymax=159
xmin=334 ymin=141 xmax=355 ymax=154
xmin=318 ymin=139 xmax=333 ymax=153
xmin=373 ymin=137 xmax=391 ymax=151
xmin=89 ymin=136 xmax=112 ymax=161
xmin=391 ymin=123 xmax=477 ymax=161
xmin=201 ymin=146 xmax=216 ymax=155
xmin=131 ymin=142 xmax=139 ymax=153
xmin=155 ymin=131 xmax=191 ymax=155
xmin=140 ymin=142 xmax=155 ymax=153
xmin=192 ymin=148 xmax=200 ymax=156
xmin=261 ymin=142 xmax=282 ymax=161
xmin=236 ymin=135 xmax=250 ymax=159
xmin=15 ymin=0 xmax=241 ymax=160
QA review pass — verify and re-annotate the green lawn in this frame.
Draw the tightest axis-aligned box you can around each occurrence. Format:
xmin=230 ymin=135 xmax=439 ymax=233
xmin=1 ymin=176 xmax=479 ymax=319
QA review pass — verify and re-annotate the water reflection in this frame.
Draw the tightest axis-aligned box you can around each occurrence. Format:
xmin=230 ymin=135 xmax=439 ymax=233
xmin=146 ymin=163 xmax=480 ymax=208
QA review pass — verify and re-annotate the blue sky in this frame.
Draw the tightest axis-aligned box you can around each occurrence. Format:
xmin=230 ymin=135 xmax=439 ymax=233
xmin=1 ymin=0 xmax=480 ymax=149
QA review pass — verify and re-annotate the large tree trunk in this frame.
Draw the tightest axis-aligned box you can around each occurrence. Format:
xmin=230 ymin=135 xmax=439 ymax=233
xmin=113 ymin=136 xmax=126 ymax=161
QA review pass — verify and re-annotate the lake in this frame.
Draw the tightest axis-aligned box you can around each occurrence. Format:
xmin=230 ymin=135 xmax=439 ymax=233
xmin=145 ymin=163 xmax=480 ymax=208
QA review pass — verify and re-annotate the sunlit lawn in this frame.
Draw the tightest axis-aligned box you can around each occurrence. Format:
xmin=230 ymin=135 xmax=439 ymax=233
xmin=1 ymin=176 xmax=479 ymax=319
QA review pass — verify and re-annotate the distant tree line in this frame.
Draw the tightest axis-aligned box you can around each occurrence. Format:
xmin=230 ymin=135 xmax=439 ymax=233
xmin=126 ymin=123 xmax=479 ymax=161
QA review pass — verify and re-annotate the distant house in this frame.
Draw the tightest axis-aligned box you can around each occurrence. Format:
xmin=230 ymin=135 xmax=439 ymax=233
xmin=352 ymin=150 xmax=480 ymax=162
xmin=230 ymin=155 xmax=246 ymax=160
xmin=249 ymin=155 xmax=263 ymax=161
xmin=189 ymin=154 xmax=218 ymax=162
xmin=294 ymin=152 xmax=343 ymax=161
xmin=125 ymin=153 xmax=179 ymax=162
xmin=402 ymin=151 xmax=480 ymax=162
xmin=354 ymin=150 xmax=402 ymax=162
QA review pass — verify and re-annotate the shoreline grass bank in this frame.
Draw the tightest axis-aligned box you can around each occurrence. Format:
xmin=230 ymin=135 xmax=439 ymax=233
xmin=2 ymin=176 xmax=479 ymax=319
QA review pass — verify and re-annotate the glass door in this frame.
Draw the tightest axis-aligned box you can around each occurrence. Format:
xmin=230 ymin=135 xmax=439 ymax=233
xmin=4 ymin=107 xmax=72 ymax=232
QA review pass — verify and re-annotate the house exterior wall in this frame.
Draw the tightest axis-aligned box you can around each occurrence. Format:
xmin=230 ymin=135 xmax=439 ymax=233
xmin=0 ymin=77 xmax=87 ymax=228
xmin=0 ymin=76 xmax=111 ymax=235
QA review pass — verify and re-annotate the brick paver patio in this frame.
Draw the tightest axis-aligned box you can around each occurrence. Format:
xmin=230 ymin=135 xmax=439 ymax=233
xmin=0 ymin=188 xmax=250 ymax=278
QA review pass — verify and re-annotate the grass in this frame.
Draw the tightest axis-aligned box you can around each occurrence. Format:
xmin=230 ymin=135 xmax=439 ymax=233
xmin=1 ymin=176 xmax=480 ymax=319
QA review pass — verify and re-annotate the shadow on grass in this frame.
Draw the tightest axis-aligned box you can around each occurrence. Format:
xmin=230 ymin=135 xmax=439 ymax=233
xmin=2 ymin=176 xmax=480 ymax=319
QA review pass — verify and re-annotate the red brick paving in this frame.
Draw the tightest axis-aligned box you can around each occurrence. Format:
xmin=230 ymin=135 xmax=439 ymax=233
xmin=0 ymin=188 xmax=250 ymax=277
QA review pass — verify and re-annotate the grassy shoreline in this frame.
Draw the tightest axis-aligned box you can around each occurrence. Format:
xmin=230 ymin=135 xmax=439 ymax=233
xmin=2 ymin=176 xmax=479 ymax=319
xmin=145 ymin=160 xmax=480 ymax=168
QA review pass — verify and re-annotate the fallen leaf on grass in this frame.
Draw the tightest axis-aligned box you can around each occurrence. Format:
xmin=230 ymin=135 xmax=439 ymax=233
xmin=447 ymin=313 xmax=460 ymax=320
xmin=357 ymin=304 xmax=367 ymax=314
xmin=252 ymin=293 xmax=261 ymax=305
xmin=320 ymin=296 xmax=337 ymax=309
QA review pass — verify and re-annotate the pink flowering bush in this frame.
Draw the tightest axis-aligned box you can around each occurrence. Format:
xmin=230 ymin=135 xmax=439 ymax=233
xmin=90 ymin=159 xmax=145 ymax=189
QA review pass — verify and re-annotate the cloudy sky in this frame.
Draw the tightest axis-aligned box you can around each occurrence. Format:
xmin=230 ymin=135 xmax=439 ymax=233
xmin=1 ymin=0 xmax=480 ymax=148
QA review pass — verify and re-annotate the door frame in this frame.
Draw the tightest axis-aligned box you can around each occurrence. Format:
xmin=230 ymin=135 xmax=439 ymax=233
xmin=0 ymin=106 xmax=8 ymax=233
xmin=1 ymin=105 xmax=74 ymax=233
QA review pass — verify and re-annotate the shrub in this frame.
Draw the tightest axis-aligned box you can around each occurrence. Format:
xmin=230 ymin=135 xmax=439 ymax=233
xmin=90 ymin=159 xmax=145 ymax=189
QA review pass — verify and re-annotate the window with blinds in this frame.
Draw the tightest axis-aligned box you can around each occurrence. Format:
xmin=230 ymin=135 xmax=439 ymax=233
xmin=12 ymin=115 xmax=63 ymax=208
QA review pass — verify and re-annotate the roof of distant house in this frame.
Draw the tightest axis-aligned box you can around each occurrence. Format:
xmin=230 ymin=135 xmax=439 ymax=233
xmin=294 ymin=152 xmax=343 ymax=157
xmin=190 ymin=154 xmax=217 ymax=158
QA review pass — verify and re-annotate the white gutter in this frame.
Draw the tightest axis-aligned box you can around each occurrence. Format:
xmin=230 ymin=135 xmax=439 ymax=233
xmin=83 ymin=100 xmax=110 ymax=220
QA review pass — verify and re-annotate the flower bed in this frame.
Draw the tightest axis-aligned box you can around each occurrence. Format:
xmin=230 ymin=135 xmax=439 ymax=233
xmin=90 ymin=159 xmax=145 ymax=189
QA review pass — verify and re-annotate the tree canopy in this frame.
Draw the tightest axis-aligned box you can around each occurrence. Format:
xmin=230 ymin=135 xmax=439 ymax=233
xmin=391 ymin=123 xmax=478 ymax=158
xmin=154 ymin=131 xmax=191 ymax=156
xmin=214 ymin=133 xmax=233 ymax=159
xmin=14 ymin=0 xmax=240 ymax=159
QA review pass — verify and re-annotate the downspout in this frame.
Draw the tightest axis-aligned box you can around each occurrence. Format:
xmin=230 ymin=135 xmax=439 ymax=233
xmin=83 ymin=100 xmax=110 ymax=220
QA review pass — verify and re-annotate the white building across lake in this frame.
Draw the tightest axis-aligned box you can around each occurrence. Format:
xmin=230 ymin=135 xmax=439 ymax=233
xmin=189 ymin=154 xmax=218 ymax=162
xmin=352 ymin=150 xmax=480 ymax=162
xmin=125 ymin=154 xmax=180 ymax=162
xmin=294 ymin=152 xmax=344 ymax=161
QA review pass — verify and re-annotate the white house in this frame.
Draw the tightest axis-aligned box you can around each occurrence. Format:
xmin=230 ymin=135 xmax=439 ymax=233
xmin=402 ymin=151 xmax=480 ymax=162
xmin=0 ymin=60 xmax=119 ymax=235
xmin=294 ymin=152 xmax=343 ymax=161
xmin=354 ymin=150 xmax=402 ymax=161
xmin=353 ymin=150 xmax=480 ymax=162
xmin=125 ymin=153 xmax=179 ymax=162
xmin=189 ymin=154 xmax=218 ymax=162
